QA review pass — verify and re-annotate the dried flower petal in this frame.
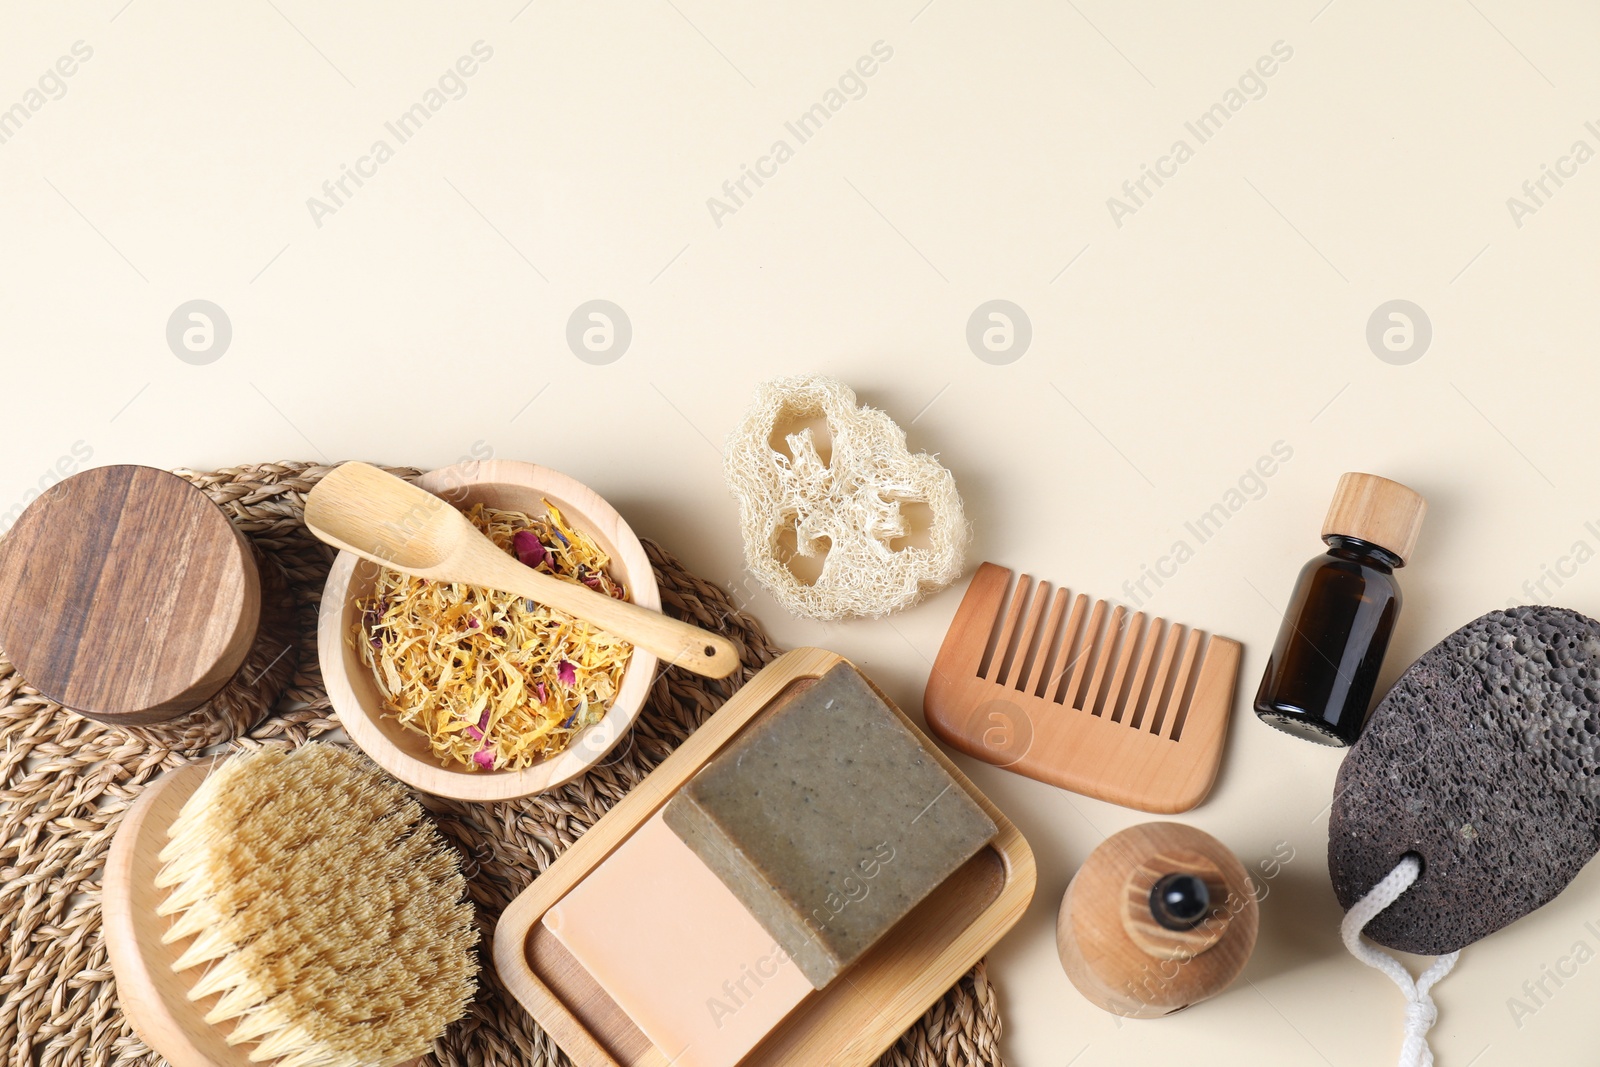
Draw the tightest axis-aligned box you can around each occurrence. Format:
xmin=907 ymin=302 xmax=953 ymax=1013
xmin=352 ymin=500 xmax=633 ymax=772
xmin=513 ymin=530 xmax=546 ymax=567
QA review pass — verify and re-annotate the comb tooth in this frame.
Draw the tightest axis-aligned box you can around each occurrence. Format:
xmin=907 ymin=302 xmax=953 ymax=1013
xmin=985 ymin=574 xmax=1033 ymax=683
xmin=1062 ymin=599 xmax=1108 ymax=710
xmin=1104 ymin=612 xmax=1146 ymax=722
xmin=957 ymin=564 xmax=1017 ymax=681
xmin=1161 ymin=631 xmax=1207 ymax=740
xmin=1049 ymin=594 xmax=1092 ymax=704
xmin=1004 ymin=579 xmax=1052 ymax=689
xmin=1132 ymin=620 xmax=1184 ymax=729
xmin=1024 ymin=587 xmax=1071 ymax=697
xmin=1143 ymin=624 xmax=1189 ymax=736
xmin=1173 ymin=636 xmax=1240 ymax=745
xmin=1124 ymin=617 xmax=1166 ymax=729
xmin=1084 ymin=605 xmax=1127 ymax=716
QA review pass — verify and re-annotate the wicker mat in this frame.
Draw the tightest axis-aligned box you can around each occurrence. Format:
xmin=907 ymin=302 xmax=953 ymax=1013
xmin=0 ymin=462 xmax=1003 ymax=1067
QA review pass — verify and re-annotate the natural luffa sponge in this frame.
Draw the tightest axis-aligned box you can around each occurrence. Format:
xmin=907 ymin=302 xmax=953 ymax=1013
xmin=724 ymin=374 xmax=968 ymax=620
xmin=1329 ymin=606 xmax=1600 ymax=954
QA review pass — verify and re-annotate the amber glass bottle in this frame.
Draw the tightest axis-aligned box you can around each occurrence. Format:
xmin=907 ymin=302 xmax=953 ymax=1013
xmin=1254 ymin=473 xmax=1426 ymax=747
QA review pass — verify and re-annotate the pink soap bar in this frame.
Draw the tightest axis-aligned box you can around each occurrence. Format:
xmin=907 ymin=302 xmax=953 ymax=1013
xmin=542 ymin=810 xmax=812 ymax=1067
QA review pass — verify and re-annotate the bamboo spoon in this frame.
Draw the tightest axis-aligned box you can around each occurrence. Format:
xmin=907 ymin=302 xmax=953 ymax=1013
xmin=305 ymin=462 xmax=739 ymax=679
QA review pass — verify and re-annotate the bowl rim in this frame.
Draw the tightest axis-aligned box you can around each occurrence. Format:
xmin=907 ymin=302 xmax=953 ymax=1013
xmin=318 ymin=459 xmax=660 ymax=801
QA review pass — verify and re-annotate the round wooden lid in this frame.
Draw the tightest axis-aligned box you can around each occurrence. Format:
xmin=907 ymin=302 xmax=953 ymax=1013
xmin=0 ymin=465 xmax=260 ymax=724
xmin=1321 ymin=472 xmax=1426 ymax=564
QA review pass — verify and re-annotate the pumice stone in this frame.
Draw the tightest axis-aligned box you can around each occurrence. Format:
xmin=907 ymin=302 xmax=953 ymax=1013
xmin=1329 ymin=606 xmax=1600 ymax=954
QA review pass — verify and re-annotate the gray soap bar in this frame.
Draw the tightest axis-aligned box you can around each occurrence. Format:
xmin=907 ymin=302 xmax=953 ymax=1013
xmin=664 ymin=662 xmax=997 ymax=989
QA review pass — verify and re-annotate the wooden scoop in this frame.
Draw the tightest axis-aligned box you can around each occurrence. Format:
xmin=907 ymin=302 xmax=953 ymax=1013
xmin=305 ymin=462 xmax=739 ymax=679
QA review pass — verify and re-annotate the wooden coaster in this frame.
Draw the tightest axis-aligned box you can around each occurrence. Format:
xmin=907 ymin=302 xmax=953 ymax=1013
xmin=0 ymin=465 xmax=263 ymax=726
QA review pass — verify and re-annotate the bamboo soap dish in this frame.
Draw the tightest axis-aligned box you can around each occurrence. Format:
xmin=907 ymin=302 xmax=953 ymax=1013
xmin=925 ymin=563 xmax=1243 ymax=814
xmin=492 ymin=647 xmax=1036 ymax=1067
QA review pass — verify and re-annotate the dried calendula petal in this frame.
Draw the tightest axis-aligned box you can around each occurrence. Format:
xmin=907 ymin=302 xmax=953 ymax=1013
xmin=352 ymin=501 xmax=634 ymax=771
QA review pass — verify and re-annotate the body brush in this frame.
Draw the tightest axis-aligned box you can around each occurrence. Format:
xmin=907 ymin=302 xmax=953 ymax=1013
xmin=105 ymin=743 xmax=478 ymax=1067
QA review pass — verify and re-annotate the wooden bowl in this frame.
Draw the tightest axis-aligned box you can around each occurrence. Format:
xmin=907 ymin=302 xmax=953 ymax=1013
xmin=318 ymin=460 xmax=660 ymax=801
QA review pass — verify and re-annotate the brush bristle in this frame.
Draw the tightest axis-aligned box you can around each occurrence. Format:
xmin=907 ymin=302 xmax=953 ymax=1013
xmin=156 ymin=744 xmax=479 ymax=1067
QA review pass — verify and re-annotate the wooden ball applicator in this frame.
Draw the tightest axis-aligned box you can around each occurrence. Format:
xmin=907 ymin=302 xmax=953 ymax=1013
xmin=1056 ymin=822 xmax=1257 ymax=1018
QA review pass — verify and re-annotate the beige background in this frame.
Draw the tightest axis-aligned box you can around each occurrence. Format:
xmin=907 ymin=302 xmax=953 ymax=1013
xmin=3 ymin=1 xmax=1599 ymax=1063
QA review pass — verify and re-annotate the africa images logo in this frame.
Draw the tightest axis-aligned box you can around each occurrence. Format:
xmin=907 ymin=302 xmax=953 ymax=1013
xmin=306 ymin=42 xmax=495 ymax=228
xmin=0 ymin=41 xmax=94 ymax=147
xmin=1105 ymin=40 xmax=1294 ymax=228
xmin=706 ymin=41 xmax=895 ymax=228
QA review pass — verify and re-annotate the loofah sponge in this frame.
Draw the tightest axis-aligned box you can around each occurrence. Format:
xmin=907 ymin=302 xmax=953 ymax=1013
xmin=724 ymin=374 xmax=968 ymax=621
xmin=155 ymin=744 xmax=479 ymax=1067
xmin=1329 ymin=606 xmax=1600 ymax=954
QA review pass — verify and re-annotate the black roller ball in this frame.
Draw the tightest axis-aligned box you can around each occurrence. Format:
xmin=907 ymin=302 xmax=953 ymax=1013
xmin=1150 ymin=872 xmax=1210 ymax=931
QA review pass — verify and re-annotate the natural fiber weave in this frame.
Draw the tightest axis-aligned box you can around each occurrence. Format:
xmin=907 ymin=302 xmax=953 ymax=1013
xmin=0 ymin=462 xmax=1005 ymax=1067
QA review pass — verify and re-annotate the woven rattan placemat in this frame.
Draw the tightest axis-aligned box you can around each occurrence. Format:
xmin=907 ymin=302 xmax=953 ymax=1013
xmin=0 ymin=462 xmax=1004 ymax=1067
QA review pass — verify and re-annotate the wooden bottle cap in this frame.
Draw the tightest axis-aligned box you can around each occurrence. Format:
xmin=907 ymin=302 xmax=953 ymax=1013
xmin=0 ymin=465 xmax=261 ymax=725
xmin=1321 ymin=472 xmax=1426 ymax=564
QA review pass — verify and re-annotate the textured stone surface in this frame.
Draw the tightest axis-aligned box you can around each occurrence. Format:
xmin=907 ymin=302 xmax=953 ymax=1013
xmin=1330 ymin=606 xmax=1600 ymax=954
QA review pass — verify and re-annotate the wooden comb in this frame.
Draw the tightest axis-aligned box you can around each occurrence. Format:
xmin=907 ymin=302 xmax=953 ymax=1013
xmin=924 ymin=563 xmax=1242 ymax=813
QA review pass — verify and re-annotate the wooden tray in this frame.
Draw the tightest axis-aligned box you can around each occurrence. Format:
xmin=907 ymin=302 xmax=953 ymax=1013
xmin=492 ymin=647 xmax=1036 ymax=1067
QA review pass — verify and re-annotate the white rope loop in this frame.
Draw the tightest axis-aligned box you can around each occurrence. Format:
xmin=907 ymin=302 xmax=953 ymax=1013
xmin=1340 ymin=854 xmax=1460 ymax=1067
